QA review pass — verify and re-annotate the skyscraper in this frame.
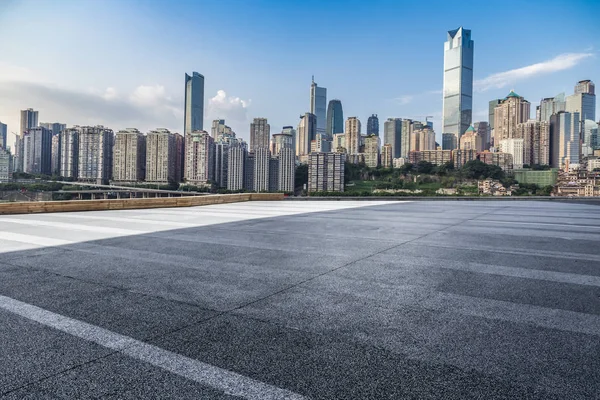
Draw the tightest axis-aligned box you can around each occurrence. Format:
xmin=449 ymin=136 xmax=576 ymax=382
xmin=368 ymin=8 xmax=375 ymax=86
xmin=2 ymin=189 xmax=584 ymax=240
xmin=538 ymin=94 xmax=566 ymax=122
xmin=326 ymin=99 xmax=344 ymax=138
xmin=250 ymin=118 xmax=270 ymax=152
xmin=185 ymin=130 xmax=214 ymax=184
xmin=473 ymin=121 xmax=490 ymax=151
xmin=227 ymin=145 xmax=246 ymax=191
xmin=442 ymin=133 xmax=457 ymax=151
xmin=383 ymin=118 xmax=402 ymax=158
xmin=442 ymin=27 xmax=474 ymax=139
xmin=60 ymin=128 xmax=79 ymax=179
xmin=367 ymin=114 xmax=379 ymax=136
xmin=345 ymin=117 xmax=361 ymax=155
xmin=40 ymin=122 xmax=66 ymax=136
xmin=214 ymin=142 xmax=229 ymax=188
xmin=146 ymin=129 xmax=177 ymax=183
xmin=517 ymin=120 xmax=550 ymax=166
xmin=493 ymin=90 xmax=531 ymax=145
xmin=550 ymin=112 xmax=580 ymax=169
xmin=310 ymin=77 xmax=327 ymax=137
xmin=113 ymin=128 xmax=146 ymax=182
xmin=488 ymin=99 xmax=502 ymax=146
xmin=184 ymin=72 xmax=204 ymax=134
xmin=16 ymin=108 xmax=39 ymax=171
xmin=0 ymin=122 xmax=7 ymax=150
xmin=211 ymin=119 xmax=225 ymax=140
xmin=253 ymin=147 xmax=270 ymax=192
xmin=566 ymin=80 xmax=595 ymax=141
xmin=277 ymin=147 xmax=295 ymax=192
xmin=364 ymin=135 xmax=380 ymax=167
xmin=297 ymin=113 xmax=316 ymax=159
xmin=308 ymin=152 xmax=345 ymax=192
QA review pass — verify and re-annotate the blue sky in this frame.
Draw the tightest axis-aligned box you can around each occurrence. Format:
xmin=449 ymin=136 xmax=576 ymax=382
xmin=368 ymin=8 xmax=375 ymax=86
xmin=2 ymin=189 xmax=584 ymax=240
xmin=0 ymin=0 xmax=599 ymax=147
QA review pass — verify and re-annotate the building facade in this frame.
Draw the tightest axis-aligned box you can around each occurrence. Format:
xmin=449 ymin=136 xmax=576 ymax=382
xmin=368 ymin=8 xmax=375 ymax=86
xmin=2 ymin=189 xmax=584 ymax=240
xmin=345 ymin=117 xmax=361 ymax=155
xmin=459 ymin=125 xmax=483 ymax=151
xmin=0 ymin=148 xmax=13 ymax=182
xmin=146 ymin=129 xmax=177 ymax=183
xmin=410 ymin=127 xmax=436 ymax=152
xmin=499 ymin=138 xmax=524 ymax=169
xmin=473 ymin=121 xmax=490 ymax=150
xmin=442 ymin=27 xmax=474 ymax=139
xmin=214 ymin=142 xmax=229 ymax=188
xmin=538 ymin=94 xmax=566 ymax=122
xmin=77 ymin=126 xmax=114 ymax=183
xmin=22 ymin=127 xmax=52 ymax=175
xmin=493 ymin=90 xmax=531 ymax=145
xmin=408 ymin=150 xmax=452 ymax=166
xmin=550 ymin=112 xmax=580 ymax=169
xmin=184 ymin=72 xmax=204 ymax=134
xmin=227 ymin=145 xmax=246 ymax=191
xmin=113 ymin=128 xmax=146 ymax=182
xmin=297 ymin=113 xmax=316 ymax=159
xmin=250 ymin=118 xmax=270 ymax=152
xmin=308 ymin=152 xmax=345 ymax=192
xmin=277 ymin=147 xmax=295 ymax=192
xmin=185 ymin=130 xmax=214 ymax=185
xmin=383 ymin=118 xmax=402 ymax=158
xmin=364 ymin=135 xmax=380 ymax=168
xmin=0 ymin=121 xmax=7 ymax=150
xmin=517 ymin=120 xmax=550 ymax=166
xmin=60 ymin=128 xmax=79 ymax=178
xmin=367 ymin=114 xmax=379 ymax=136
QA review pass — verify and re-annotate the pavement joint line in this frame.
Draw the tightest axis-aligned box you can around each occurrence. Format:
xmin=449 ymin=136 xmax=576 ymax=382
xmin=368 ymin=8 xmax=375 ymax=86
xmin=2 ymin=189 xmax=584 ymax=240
xmin=464 ymin=219 xmax=600 ymax=229
xmin=0 ymin=294 xmax=307 ymax=400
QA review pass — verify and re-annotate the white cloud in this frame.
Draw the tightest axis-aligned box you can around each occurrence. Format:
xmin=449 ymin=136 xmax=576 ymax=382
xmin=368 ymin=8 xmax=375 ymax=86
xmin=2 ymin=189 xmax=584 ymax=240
xmin=475 ymin=52 xmax=594 ymax=92
xmin=102 ymin=87 xmax=118 ymax=101
xmin=207 ymin=90 xmax=251 ymax=123
xmin=391 ymin=95 xmax=413 ymax=105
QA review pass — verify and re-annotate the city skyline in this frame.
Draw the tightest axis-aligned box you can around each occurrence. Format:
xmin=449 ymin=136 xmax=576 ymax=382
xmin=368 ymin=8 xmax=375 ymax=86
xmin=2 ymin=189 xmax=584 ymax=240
xmin=0 ymin=0 xmax=599 ymax=149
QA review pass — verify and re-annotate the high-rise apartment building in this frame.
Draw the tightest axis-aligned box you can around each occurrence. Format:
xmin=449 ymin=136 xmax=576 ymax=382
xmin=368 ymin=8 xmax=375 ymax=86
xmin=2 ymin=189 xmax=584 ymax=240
xmin=211 ymin=119 xmax=225 ymax=140
xmin=250 ymin=118 xmax=270 ymax=152
xmin=308 ymin=152 xmax=345 ymax=192
xmin=60 ymin=128 xmax=79 ymax=178
xmin=184 ymin=72 xmax=204 ymax=134
xmin=271 ymin=132 xmax=294 ymax=155
xmin=214 ymin=142 xmax=229 ymax=188
xmin=488 ymin=99 xmax=502 ymax=146
xmin=364 ymin=135 xmax=380 ymax=168
xmin=345 ymin=117 xmax=361 ymax=155
xmin=113 ymin=128 xmax=146 ymax=182
xmin=227 ymin=145 xmax=246 ymax=191
xmin=367 ymin=114 xmax=379 ymax=136
xmin=381 ymin=144 xmax=392 ymax=168
xmin=185 ymin=130 xmax=214 ymax=184
xmin=400 ymin=119 xmax=414 ymax=157
xmin=409 ymin=150 xmax=453 ymax=166
xmin=39 ymin=122 xmax=66 ymax=136
xmin=297 ymin=113 xmax=316 ymax=159
xmin=244 ymin=152 xmax=255 ymax=191
xmin=253 ymin=147 xmax=270 ymax=192
xmin=277 ymin=147 xmax=295 ymax=192
xmin=0 ymin=148 xmax=12 ymax=182
xmin=493 ymin=90 xmax=531 ymax=145
xmin=332 ymin=133 xmax=346 ymax=152
xmin=175 ymin=133 xmax=184 ymax=182
xmin=326 ymin=99 xmax=344 ymax=138
xmin=410 ymin=127 xmax=436 ymax=152
xmin=550 ymin=112 xmax=580 ymax=169
xmin=15 ymin=108 xmax=39 ymax=171
xmin=459 ymin=126 xmax=483 ymax=151
xmin=310 ymin=77 xmax=327 ymax=137
xmin=22 ymin=127 xmax=52 ymax=175
xmin=77 ymin=126 xmax=114 ymax=183
xmin=51 ymin=134 xmax=60 ymax=175
xmin=442 ymin=27 xmax=474 ymax=139
xmin=0 ymin=122 xmax=7 ymax=150
xmin=499 ymin=138 xmax=524 ymax=169
xmin=146 ymin=129 xmax=177 ymax=183
xmin=281 ymin=126 xmax=296 ymax=152
xmin=383 ymin=118 xmax=402 ymax=158
xmin=538 ymin=94 xmax=566 ymax=122
xmin=517 ymin=120 xmax=550 ymax=166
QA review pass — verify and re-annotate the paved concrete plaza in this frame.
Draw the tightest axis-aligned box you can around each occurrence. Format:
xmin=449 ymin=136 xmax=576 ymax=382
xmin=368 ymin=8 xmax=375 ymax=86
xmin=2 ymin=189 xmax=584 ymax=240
xmin=0 ymin=200 xmax=599 ymax=399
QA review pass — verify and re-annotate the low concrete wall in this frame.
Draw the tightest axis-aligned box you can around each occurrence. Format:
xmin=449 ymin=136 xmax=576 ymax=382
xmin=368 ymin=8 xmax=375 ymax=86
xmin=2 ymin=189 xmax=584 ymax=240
xmin=0 ymin=193 xmax=284 ymax=215
xmin=286 ymin=196 xmax=600 ymax=203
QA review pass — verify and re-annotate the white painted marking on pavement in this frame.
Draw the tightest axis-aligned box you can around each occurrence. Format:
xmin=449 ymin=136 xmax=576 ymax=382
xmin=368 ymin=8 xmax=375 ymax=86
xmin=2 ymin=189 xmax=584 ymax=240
xmin=0 ymin=294 xmax=306 ymax=400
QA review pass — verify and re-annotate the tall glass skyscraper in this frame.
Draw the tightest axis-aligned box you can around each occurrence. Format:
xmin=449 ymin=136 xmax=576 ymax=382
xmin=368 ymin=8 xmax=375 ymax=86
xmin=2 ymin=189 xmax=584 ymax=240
xmin=310 ymin=77 xmax=327 ymax=138
xmin=184 ymin=72 xmax=204 ymax=135
xmin=326 ymin=99 xmax=344 ymax=137
xmin=442 ymin=27 xmax=474 ymax=139
xmin=367 ymin=114 xmax=379 ymax=136
xmin=0 ymin=122 xmax=7 ymax=150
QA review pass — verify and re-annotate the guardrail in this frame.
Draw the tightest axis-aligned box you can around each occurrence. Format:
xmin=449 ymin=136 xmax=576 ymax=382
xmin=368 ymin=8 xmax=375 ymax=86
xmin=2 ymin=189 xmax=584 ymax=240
xmin=0 ymin=193 xmax=284 ymax=215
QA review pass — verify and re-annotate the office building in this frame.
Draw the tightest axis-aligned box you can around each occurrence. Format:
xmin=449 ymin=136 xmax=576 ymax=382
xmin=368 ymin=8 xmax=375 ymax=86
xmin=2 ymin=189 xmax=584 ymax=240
xmin=550 ymin=112 xmax=580 ymax=169
xmin=250 ymin=118 xmax=270 ymax=152
xmin=367 ymin=114 xmax=379 ymax=136
xmin=22 ymin=127 xmax=52 ymax=175
xmin=566 ymin=80 xmax=596 ymax=137
xmin=381 ymin=144 xmax=392 ymax=168
xmin=0 ymin=121 xmax=7 ymax=150
xmin=227 ymin=145 xmax=246 ymax=191
xmin=297 ymin=113 xmax=316 ymax=159
xmin=77 ymin=126 xmax=114 ymax=183
xmin=308 ymin=152 xmax=345 ymax=192
xmin=51 ymin=134 xmax=60 ymax=175
xmin=345 ymin=117 xmax=361 ymax=155
xmin=493 ymin=90 xmax=531 ymax=145
xmin=517 ymin=120 xmax=550 ymax=166
xmin=442 ymin=133 xmax=457 ymax=150
xmin=146 ymin=129 xmax=177 ymax=183
xmin=410 ymin=127 xmax=436 ymax=152
xmin=214 ymin=142 xmax=229 ymax=188
xmin=364 ymin=135 xmax=380 ymax=168
xmin=310 ymin=77 xmax=327 ymax=137
xmin=499 ymin=138 xmax=524 ymax=169
xmin=326 ymin=99 xmax=344 ymax=138
xmin=538 ymin=94 xmax=566 ymax=122
xmin=60 ymin=128 xmax=79 ymax=178
xmin=277 ymin=147 xmax=295 ymax=192
xmin=473 ymin=121 xmax=490 ymax=150
xmin=442 ymin=27 xmax=474 ymax=139
xmin=459 ymin=125 xmax=483 ymax=151
xmin=184 ymin=72 xmax=204 ymax=134
xmin=113 ymin=128 xmax=146 ymax=182
xmin=0 ymin=148 xmax=12 ymax=182
xmin=383 ymin=118 xmax=402 ymax=158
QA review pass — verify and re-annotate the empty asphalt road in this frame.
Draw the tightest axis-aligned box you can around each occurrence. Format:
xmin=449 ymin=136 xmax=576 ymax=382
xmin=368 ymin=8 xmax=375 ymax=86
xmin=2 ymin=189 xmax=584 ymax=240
xmin=1 ymin=200 xmax=599 ymax=399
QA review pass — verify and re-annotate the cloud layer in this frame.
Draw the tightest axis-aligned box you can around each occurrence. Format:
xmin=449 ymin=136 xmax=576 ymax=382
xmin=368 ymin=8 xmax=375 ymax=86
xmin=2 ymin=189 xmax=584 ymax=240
xmin=475 ymin=52 xmax=594 ymax=92
xmin=207 ymin=90 xmax=251 ymax=125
